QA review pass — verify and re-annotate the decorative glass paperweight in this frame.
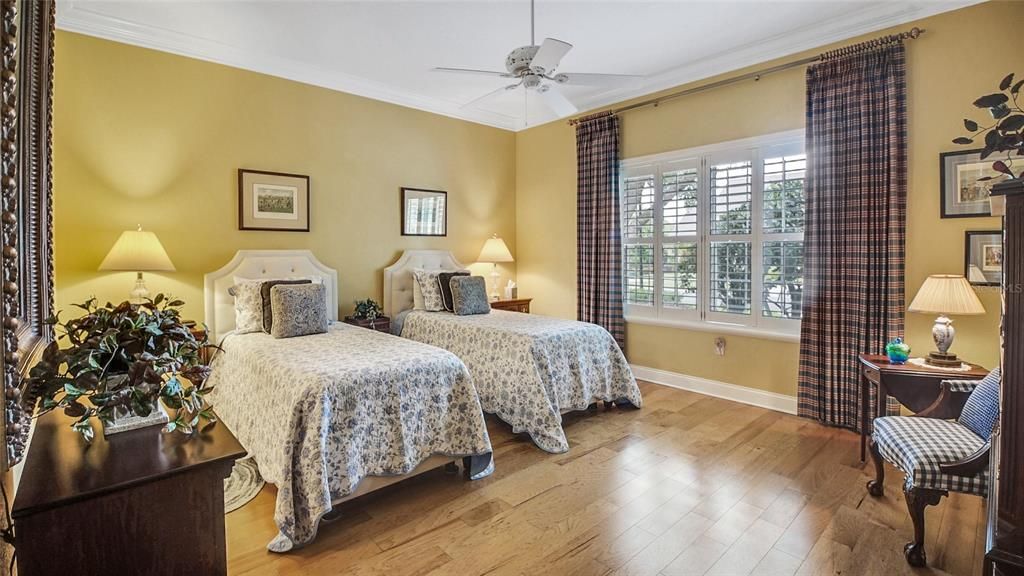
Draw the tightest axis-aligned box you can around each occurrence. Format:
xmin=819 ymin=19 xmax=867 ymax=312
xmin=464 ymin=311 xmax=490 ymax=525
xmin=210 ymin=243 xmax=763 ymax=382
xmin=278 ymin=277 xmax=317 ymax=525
xmin=885 ymin=337 xmax=911 ymax=365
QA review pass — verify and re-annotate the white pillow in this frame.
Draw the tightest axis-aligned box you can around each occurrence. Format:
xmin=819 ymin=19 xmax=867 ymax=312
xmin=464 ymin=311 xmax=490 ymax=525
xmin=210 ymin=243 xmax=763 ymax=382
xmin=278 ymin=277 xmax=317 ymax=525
xmin=227 ymin=279 xmax=264 ymax=334
xmin=412 ymin=269 xmax=445 ymax=312
xmin=413 ymin=280 xmax=424 ymax=310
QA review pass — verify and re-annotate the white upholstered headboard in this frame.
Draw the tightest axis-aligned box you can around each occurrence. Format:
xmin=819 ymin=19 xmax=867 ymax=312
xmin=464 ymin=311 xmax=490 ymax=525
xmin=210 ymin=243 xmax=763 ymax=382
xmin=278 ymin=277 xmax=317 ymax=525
xmin=383 ymin=250 xmax=467 ymax=319
xmin=204 ymin=250 xmax=338 ymax=342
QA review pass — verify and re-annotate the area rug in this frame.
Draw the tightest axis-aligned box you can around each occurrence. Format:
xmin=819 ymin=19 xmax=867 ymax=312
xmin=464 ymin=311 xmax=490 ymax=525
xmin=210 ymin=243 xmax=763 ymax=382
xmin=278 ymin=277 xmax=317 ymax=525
xmin=224 ymin=457 xmax=265 ymax=513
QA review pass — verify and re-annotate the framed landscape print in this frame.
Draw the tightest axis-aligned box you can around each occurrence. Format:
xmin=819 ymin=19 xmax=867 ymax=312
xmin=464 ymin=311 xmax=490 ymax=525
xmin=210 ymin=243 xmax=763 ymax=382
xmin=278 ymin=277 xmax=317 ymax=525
xmin=940 ymin=150 xmax=1007 ymax=218
xmin=964 ymin=230 xmax=1003 ymax=286
xmin=401 ymin=187 xmax=447 ymax=236
xmin=238 ymin=169 xmax=310 ymax=231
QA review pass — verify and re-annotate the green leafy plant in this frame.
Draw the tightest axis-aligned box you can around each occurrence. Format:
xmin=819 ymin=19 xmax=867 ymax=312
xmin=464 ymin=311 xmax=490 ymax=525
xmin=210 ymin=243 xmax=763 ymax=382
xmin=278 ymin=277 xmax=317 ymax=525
xmin=26 ymin=295 xmax=216 ymax=443
xmin=353 ymin=298 xmax=382 ymax=321
xmin=953 ymin=72 xmax=1024 ymax=179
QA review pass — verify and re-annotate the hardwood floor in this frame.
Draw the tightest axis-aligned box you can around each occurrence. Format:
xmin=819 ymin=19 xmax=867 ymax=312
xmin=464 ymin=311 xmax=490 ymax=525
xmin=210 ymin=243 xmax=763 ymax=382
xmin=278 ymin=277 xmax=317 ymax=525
xmin=225 ymin=381 xmax=986 ymax=576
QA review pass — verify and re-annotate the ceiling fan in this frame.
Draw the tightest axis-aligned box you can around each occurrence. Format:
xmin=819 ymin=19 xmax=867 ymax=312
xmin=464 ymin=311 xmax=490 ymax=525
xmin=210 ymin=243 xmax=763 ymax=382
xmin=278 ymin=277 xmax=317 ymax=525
xmin=433 ymin=0 xmax=642 ymax=118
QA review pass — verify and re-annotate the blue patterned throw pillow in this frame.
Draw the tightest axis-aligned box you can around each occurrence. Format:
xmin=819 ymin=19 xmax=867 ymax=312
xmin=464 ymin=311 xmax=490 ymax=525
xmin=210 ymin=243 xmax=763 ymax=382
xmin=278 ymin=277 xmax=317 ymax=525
xmin=958 ymin=368 xmax=1001 ymax=440
xmin=270 ymin=283 xmax=329 ymax=338
xmin=450 ymin=276 xmax=490 ymax=316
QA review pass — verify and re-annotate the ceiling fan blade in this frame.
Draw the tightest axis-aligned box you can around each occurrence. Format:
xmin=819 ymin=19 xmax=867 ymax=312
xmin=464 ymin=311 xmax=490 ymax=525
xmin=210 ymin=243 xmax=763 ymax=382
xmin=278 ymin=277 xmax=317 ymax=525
xmin=555 ymin=72 xmax=644 ymax=86
xmin=433 ymin=67 xmax=513 ymax=78
xmin=462 ymin=83 xmax=521 ymax=109
xmin=531 ymin=38 xmax=572 ymax=74
xmin=537 ymin=86 xmax=577 ymax=117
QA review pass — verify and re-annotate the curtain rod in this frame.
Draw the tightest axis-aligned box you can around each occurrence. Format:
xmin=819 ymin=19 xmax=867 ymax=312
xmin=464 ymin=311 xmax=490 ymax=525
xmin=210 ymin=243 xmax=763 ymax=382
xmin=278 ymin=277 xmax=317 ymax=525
xmin=567 ymin=26 xmax=924 ymax=126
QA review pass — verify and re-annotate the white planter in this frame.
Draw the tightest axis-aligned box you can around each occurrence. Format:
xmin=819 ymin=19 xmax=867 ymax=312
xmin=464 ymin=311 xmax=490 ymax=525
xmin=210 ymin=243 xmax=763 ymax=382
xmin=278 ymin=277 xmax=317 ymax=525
xmin=101 ymin=375 xmax=169 ymax=436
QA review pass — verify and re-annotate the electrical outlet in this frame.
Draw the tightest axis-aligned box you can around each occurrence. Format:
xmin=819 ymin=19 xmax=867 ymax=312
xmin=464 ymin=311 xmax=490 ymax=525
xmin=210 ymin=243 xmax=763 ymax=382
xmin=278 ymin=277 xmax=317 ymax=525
xmin=714 ymin=337 xmax=726 ymax=356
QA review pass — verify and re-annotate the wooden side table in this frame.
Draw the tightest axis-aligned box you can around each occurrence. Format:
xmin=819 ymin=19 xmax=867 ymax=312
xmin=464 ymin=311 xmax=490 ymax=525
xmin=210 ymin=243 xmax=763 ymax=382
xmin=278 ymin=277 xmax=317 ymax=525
xmin=858 ymin=353 xmax=988 ymax=461
xmin=343 ymin=315 xmax=391 ymax=333
xmin=12 ymin=410 xmax=245 ymax=575
xmin=184 ymin=321 xmax=215 ymax=364
xmin=490 ymin=298 xmax=532 ymax=313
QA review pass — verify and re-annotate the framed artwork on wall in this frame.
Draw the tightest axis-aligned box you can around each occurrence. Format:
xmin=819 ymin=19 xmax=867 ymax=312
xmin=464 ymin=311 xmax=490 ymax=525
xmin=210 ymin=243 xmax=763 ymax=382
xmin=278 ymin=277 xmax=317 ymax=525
xmin=940 ymin=149 xmax=1007 ymax=218
xmin=964 ymin=230 xmax=1003 ymax=286
xmin=401 ymin=187 xmax=447 ymax=236
xmin=238 ymin=169 xmax=310 ymax=231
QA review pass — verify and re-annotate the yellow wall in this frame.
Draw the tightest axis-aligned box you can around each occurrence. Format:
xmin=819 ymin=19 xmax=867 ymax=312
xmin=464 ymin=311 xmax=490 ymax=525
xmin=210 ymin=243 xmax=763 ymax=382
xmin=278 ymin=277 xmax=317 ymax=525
xmin=53 ymin=32 xmax=516 ymax=323
xmin=516 ymin=1 xmax=1022 ymax=396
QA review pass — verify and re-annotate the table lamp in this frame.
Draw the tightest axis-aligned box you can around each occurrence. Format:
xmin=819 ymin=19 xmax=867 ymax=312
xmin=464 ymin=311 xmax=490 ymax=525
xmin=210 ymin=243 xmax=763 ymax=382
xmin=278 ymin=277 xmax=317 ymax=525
xmin=99 ymin=225 xmax=176 ymax=304
xmin=477 ymin=234 xmax=514 ymax=301
xmin=907 ymin=274 xmax=985 ymax=367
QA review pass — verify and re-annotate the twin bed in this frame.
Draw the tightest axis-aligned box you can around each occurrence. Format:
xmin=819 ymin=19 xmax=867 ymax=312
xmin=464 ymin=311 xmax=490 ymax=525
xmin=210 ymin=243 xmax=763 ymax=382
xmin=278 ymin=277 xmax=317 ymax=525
xmin=384 ymin=250 xmax=642 ymax=453
xmin=204 ymin=249 xmax=641 ymax=552
xmin=204 ymin=251 xmax=494 ymax=552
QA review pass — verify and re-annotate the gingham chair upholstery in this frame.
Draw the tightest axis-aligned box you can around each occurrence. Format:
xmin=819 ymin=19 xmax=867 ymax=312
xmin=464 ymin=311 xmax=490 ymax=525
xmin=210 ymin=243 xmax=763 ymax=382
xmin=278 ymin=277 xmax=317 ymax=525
xmin=871 ymin=368 xmax=1000 ymax=497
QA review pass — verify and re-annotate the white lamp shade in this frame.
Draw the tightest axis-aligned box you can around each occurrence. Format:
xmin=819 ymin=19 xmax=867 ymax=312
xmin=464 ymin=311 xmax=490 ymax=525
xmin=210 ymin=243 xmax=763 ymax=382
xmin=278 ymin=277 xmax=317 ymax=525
xmin=478 ymin=236 xmax=514 ymax=263
xmin=908 ymin=274 xmax=985 ymax=315
xmin=99 ymin=229 xmax=176 ymax=272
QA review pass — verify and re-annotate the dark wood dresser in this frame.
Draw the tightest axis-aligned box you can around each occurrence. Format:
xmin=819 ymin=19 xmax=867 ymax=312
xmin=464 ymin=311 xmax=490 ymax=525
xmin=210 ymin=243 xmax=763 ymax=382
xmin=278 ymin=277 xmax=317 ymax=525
xmin=12 ymin=410 xmax=245 ymax=576
xmin=986 ymin=179 xmax=1024 ymax=576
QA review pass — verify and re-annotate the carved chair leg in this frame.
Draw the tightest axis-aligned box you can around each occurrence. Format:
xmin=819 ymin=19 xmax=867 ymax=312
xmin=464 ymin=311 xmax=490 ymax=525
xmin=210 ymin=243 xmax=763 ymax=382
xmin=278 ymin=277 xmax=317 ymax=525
xmin=902 ymin=486 xmax=945 ymax=567
xmin=866 ymin=439 xmax=885 ymax=497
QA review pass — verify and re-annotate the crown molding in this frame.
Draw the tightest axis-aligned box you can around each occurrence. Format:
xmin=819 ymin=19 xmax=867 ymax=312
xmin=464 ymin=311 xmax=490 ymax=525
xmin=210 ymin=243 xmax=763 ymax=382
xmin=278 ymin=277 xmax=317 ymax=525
xmin=570 ymin=0 xmax=985 ymax=117
xmin=55 ymin=1 xmax=525 ymax=131
xmin=56 ymin=0 xmax=983 ymax=132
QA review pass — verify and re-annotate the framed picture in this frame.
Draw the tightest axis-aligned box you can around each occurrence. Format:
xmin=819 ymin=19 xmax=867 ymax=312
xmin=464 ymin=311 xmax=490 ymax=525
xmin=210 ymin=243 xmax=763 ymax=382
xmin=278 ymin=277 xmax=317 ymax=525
xmin=401 ymin=187 xmax=447 ymax=236
xmin=940 ymin=149 xmax=1008 ymax=218
xmin=964 ymin=230 xmax=1003 ymax=286
xmin=238 ymin=169 xmax=310 ymax=231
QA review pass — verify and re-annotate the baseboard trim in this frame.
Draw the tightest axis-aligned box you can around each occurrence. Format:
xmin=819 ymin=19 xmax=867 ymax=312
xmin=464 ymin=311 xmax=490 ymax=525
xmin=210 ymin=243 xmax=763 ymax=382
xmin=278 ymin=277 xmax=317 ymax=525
xmin=631 ymin=364 xmax=798 ymax=415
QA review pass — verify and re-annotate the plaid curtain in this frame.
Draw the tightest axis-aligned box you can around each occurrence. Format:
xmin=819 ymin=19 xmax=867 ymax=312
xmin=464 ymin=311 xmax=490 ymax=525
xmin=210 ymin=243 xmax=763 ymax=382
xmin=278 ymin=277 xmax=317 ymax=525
xmin=576 ymin=112 xmax=625 ymax=348
xmin=797 ymin=42 xmax=908 ymax=430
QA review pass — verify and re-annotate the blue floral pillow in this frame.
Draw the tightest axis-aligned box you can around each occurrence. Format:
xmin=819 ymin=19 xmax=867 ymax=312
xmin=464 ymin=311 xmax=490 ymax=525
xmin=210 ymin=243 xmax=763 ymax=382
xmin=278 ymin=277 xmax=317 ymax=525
xmin=270 ymin=283 xmax=329 ymax=338
xmin=450 ymin=276 xmax=490 ymax=316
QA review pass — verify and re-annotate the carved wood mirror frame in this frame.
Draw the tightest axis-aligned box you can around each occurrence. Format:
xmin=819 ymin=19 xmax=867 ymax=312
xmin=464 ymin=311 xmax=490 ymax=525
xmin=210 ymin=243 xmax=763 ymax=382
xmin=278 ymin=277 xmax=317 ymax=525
xmin=1 ymin=0 xmax=55 ymax=471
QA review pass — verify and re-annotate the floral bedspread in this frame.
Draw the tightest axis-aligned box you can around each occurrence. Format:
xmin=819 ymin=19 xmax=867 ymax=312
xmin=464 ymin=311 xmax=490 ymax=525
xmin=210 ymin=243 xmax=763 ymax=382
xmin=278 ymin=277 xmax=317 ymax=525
xmin=401 ymin=310 xmax=642 ymax=453
xmin=207 ymin=323 xmax=493 ymax=552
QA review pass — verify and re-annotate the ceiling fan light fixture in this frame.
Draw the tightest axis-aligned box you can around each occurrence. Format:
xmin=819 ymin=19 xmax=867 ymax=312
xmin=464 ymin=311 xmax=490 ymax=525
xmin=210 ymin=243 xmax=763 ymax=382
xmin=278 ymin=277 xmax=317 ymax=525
xmin=435 ymin=0 xmax=642 ymax=121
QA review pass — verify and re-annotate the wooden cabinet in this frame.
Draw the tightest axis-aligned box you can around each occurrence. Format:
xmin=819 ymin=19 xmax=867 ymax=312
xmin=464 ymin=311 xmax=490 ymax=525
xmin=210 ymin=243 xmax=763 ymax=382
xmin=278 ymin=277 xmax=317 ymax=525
xmin=12 ymin=410 xmax=245 ymax=576
xmin=986 ymin=179 xmax=1024 ymax=576
xmin=490 ymin=298 xmax=532 ymax=313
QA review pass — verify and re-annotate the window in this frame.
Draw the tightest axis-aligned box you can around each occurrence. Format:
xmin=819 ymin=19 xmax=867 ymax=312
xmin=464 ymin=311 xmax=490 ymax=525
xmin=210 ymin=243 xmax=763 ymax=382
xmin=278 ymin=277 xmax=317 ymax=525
xmin=620 ymin=131 xmax=805 ymax=334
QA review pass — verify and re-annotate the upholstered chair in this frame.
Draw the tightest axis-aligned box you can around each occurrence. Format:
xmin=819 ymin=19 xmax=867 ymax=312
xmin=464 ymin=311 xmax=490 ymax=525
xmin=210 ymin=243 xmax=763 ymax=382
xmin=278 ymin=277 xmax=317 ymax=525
xmin=867 ymin=367 xmax=1001 ymax=567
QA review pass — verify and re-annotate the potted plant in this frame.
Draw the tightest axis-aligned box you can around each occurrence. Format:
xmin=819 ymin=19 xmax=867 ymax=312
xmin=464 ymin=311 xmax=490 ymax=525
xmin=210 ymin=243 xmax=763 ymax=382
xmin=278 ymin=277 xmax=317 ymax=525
xmin=26 ymin=295 xmax=217 ymax=442
xmin=953 ymin=72 xmax=1023 ymax=180
xmin=353 ymin=298 xmax=383 ymax=328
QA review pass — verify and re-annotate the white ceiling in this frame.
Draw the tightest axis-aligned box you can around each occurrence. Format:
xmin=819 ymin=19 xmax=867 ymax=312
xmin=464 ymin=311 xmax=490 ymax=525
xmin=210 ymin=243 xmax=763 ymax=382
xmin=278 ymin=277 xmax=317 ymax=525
xmin=57 ymin=0 xmax=981 ymax=131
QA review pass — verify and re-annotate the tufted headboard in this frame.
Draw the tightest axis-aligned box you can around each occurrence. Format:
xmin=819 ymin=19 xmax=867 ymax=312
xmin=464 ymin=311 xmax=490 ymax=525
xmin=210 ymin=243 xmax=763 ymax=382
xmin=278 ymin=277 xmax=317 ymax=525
xmin=204 ymin=250 xmax=338 ymax=342
xmin=383 ymin=250 xmax=468 ymax=319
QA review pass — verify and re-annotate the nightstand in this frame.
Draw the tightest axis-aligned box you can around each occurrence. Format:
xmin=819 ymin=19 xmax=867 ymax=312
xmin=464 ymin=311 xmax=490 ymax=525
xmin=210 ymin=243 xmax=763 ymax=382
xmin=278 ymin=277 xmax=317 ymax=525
xmin=490 ymin=298 xmax=531 ymax=313
xmin=184 ymin=321 xmax=215 ymax=365
xmin=343 ymin=315 xmax=391 ymax=333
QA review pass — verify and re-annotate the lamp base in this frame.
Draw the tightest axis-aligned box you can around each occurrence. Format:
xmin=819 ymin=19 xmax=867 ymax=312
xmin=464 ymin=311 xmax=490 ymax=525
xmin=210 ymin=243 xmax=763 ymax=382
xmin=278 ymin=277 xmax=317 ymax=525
xmin=489 ymin=264 xmax=501 ymax=302
xmin=925 ymin=351 xmax=962 ymax=368
xmin=130 ymin=271 xmax=150 ymax=304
